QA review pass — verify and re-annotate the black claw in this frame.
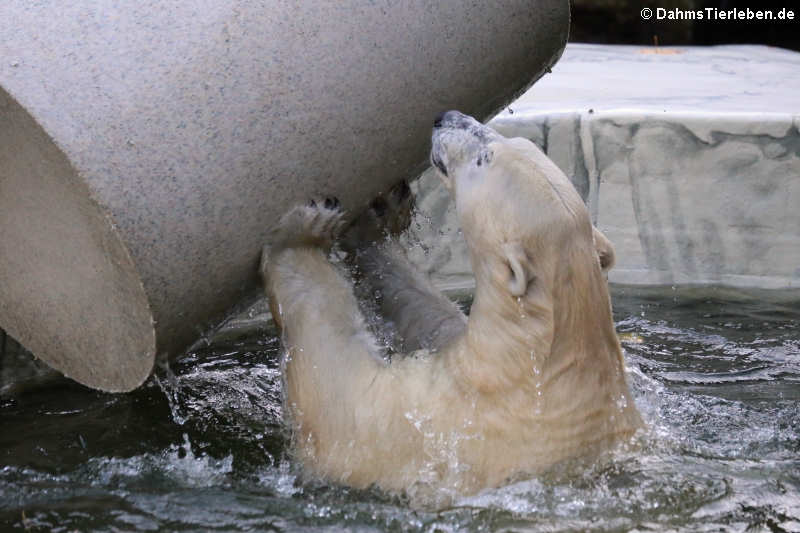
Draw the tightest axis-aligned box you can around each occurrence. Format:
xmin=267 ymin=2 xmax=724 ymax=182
xmin=321 ymin=197 xmax=340 ymax=210
xmin=371 ymin=197 xmax=388 ymax=217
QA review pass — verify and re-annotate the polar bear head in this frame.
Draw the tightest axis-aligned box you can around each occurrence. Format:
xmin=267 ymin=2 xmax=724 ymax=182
xmin=431 ymin=110 xmax=609 ymax=301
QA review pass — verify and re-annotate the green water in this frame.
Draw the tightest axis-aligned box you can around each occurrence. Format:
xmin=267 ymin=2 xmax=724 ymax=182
xmin=1 ymin=286 xmax=798 ymax=531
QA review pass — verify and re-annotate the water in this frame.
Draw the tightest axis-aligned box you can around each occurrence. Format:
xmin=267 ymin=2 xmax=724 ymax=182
xmin=1 ymin=286 xmax=798 ymax=531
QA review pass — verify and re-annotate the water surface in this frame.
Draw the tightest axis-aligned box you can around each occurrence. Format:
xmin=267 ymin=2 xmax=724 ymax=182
xmin=1 ymin=286 xmax=798 ymax=531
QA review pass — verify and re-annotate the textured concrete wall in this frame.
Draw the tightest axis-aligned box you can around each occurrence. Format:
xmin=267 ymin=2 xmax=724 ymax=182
xmin=0 ymin=1 xmax=569 ymax=391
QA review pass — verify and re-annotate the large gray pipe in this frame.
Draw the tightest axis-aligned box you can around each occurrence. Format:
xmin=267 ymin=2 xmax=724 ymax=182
xmin=0 ymin=1 xmax=569 ymax=391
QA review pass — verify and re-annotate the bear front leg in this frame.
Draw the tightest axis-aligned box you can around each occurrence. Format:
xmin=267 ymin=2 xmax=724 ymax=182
xmin=260 ymin=198 xmax=385 ymax=408
xmin=345 ymin=182 xmax=467 ymax=353
xmin=260 ymin=198 xmax=344 ymax=329
xmin=261 ymin=200 xmax=418 ymax=485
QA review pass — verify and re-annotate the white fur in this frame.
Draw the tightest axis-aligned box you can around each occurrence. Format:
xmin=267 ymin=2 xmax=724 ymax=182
xmin=261 ymin=113 xmax=642 ymax=502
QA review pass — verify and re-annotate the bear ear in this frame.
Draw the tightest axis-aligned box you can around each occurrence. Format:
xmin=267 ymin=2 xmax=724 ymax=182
xmin=502 ymin=242 xmax=531 ymax=297
xmin=592 ymin=227 xmax=616 ymax=273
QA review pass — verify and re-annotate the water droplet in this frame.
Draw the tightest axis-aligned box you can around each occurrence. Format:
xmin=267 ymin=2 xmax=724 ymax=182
xmin=154 ymin=361 xmax=187 ymax=425
xmin=615 ymin=394 xmax=628 ymax=410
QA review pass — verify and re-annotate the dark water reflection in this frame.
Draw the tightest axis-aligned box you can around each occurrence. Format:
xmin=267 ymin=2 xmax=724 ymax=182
xmin=1 ymin=286 xmax=798 ymax=531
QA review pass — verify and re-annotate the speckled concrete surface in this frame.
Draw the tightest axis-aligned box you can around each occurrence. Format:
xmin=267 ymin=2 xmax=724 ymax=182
xmin=0 ymin=1 xmax=570 ymax=391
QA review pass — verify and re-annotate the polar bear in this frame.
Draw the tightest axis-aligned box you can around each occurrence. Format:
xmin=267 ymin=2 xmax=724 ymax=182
xmin=260 ymin=111 xmax=642 ymax=501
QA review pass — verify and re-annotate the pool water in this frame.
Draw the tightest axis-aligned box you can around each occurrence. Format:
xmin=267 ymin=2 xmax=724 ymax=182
xmin=1 ymin=286 xmax=798 ymax=531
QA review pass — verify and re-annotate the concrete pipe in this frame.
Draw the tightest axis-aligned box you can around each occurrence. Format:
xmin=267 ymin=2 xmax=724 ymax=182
xmin=0 ymin=1 xmax=569 ymax=391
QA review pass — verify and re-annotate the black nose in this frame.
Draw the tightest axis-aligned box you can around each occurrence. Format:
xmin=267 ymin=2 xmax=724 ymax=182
xmin=433 ymin=111 xmax=447 ymax=129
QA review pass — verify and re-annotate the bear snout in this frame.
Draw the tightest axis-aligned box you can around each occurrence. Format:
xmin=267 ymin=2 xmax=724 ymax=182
xmin=433 ymin=110 xmax=469 ymax=130
xmin=433 ymin=111 xmax=447 ymax=129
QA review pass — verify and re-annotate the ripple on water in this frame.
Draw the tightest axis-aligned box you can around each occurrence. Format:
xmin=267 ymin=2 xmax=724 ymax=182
xmin=1 ymin=286 xmax=798 ymax=531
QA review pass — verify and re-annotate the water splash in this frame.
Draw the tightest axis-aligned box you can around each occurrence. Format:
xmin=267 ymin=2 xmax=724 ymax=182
xmin=81 ymin=433 xmax=233 ymax=489
xmin=154 ymin=358 xmax=187 ymax=425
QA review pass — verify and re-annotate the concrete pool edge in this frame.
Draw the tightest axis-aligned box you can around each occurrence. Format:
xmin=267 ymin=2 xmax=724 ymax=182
xmin=481 ymin=44 xmax=800 ymax=290
xmin=488 ymin=109 xmax=800 ymax=290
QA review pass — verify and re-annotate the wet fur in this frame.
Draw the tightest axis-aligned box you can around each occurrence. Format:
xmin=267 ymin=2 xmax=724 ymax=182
xmin=260 ymin=112 xmax=642 ymax=501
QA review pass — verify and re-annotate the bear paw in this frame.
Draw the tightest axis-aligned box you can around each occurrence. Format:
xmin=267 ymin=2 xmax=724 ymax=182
xmin=269 ymin=197 xmax=347 ymax=251
xmin=344 ymin=180 xmax=414 ymax=248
